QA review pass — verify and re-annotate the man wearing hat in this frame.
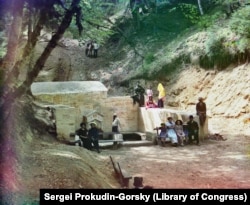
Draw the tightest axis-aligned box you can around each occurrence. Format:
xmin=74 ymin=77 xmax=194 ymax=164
xmin=112 ymin=113 xmax=121 ymax=133
xmin=75 ymin=122 xmax=92 ymax=150
xmin=196 ymin=97 xmax=207 ymax=126
xmin=88 ymin=122 xmax=101 ymax=153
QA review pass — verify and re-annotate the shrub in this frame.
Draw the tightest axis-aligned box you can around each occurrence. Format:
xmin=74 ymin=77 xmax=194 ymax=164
xmin=229 ymin=6 xmax=250 ymax=55
xmin=229 ymin=6 xmax=250 ymax=38
xmin=144 ymin=52 xmax=155 ymax=64
xmin=204 ymin=34 xmax=233 ymax=69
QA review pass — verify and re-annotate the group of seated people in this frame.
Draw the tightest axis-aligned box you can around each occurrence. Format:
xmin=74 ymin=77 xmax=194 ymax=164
xmin=154 ymin=115 xmax=200 ymax=147
xmin=75 ymin=122 xmax=102 ymax=153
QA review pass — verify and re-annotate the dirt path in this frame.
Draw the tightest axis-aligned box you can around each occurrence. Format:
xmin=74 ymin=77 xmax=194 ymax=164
xmin=100 ymin=135 xmax=250 ymax=189
xmin=12 ymin=117 xmax=249 ymax=205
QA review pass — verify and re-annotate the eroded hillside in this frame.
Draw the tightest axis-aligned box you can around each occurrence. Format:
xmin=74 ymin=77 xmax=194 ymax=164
xmin=34 ymin=29 xmax=250 ymax=136
xmin=3 ymin=11 xmax=250 ymax=205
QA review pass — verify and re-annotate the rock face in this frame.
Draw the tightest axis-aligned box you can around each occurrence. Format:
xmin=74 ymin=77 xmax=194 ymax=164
xmin=166 ymin=65 xmax=250 ymax=118
xmin=34 ymin=36 xmax=250 ymax=137
xmin=5 ymin=30 xmax=249 ymax=205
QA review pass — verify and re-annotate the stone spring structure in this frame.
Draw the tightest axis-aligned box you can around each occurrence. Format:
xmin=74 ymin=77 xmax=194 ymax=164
xmin=31 ymin=81 xmax=208 ymax=142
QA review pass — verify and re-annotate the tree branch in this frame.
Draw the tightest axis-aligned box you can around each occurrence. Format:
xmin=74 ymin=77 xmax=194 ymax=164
xmin=104 ymin=17 xmax=144 ymax=59
xmin=0 ymin=0 xmax=25 ymax=74
xmin=2 ymin=0 xmax=81 ymax=107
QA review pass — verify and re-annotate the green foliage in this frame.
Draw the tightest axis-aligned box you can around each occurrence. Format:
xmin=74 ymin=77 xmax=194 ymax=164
xmin=229 ymin=6 xmax=250 ymax=38
xmin=144 ymin=52 xmax=155 ymax=64
xmin=178 ymin=3 xmax=200 ymax=24
xmin=204 ymin=33 xmax=233 ymax=69
xmin=68 ymin=0 xmax=115 ymax=44
xmin=205 ymin=34 xmax=225 ymax=57
xmin=177 ymin=3 xmax=224 ymax=30
xmin=197 ymin=12 xmax=221 ymax=29
xmin=236 ymin=38 xmax=250 ymax=53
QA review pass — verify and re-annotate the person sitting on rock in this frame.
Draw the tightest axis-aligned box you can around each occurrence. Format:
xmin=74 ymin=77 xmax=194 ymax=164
xmin=154 ymin=123 xmax=167 ymax=146
xmin=88 ymin=122 xmax=101 ymax=153
xmin=166 ymin=117 xmax=178 ymax=146
xmin=174 ymin=119 xmax=186 ymax=146
xmin=75 ymin=122 xmax=92 ymax=150
xmin=187 ymin=115 xmax=200 ymax=145
xmin=145 ymin=96 xmax=158 ymax=109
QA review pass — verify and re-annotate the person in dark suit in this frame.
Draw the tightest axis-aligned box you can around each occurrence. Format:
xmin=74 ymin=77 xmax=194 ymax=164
xmin=76 ymin=123 xmax=92 ymax=150
xmin=187 ymin=115 xmax=199 ymax=145
xmin=88 ymin=122 xmax=101 ymax=153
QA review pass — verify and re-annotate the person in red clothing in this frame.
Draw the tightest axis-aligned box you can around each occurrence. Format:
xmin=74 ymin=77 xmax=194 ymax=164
xmin=145 ymin=96 xmax=158 ymax=109
xmin=146 ymin=85 xmax=153 ymax=101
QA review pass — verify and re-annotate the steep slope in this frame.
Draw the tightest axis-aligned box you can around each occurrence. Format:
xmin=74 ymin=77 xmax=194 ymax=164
xmin=34 ymin=29 xmax=250 ymax=135
xmin=4 ymin=9 xmax=249 ymax=204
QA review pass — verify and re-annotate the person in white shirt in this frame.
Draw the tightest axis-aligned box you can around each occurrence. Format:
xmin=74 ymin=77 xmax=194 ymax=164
xmin=112 ymin=113 xmax=121 ymax=133
xmin=146 ymin=85 xmax=153 ymax=101
xmin=93 ymin=41 xmax=99 ymax=58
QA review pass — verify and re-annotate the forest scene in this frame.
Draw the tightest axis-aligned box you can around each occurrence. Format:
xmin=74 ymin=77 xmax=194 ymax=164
xmin=0 ymin=0 xmax=250 ymax=204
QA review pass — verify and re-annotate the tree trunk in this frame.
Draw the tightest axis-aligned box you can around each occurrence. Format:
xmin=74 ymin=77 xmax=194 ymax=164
xmin=197 ymin=0 xmax=204 ymax=15
xmin=1 ymin=0 xmax=25 ymax=74
xmin=7 ymin=10 xmax=47 ymax=85
xmin=1 ymin=0 xmax=81 ymax=116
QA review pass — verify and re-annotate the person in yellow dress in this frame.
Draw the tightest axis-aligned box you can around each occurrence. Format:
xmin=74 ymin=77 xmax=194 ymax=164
xmin=157 ymin=82 xmax=166 ymax=108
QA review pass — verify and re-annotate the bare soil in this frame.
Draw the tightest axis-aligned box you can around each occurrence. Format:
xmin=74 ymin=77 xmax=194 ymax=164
xmin=2 ymin=34 xmax=250 ymax=204
xmin=12 ymin=117 xmax=249 ymax=205
xmin=100 ymin=118 xmax=250 ymax=189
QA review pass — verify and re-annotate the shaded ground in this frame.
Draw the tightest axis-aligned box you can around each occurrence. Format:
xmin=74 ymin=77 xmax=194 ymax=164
xmin=3 ymin=30 xmax=249 ymax=204
xmin=18 ymin=117 xmax=250 ymax=202
xmin=101 ymin=133 xmax=250 ymax=189
xmin=1 ymin=105 xmax=249 ymax=205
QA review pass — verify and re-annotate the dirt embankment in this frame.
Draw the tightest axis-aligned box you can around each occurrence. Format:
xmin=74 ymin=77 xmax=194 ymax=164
xmin=3 ymin=35 xmax=249 ymax=204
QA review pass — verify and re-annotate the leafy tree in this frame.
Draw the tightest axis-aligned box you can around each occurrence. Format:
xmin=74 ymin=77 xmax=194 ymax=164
xmin=0 ymin=0 xmax=83 ymax=109
xmin=0 ymin=0 xmax=116 ymax=115
xmin=229 ymin=6 xmax=250 ymax=38
xmin=0 ymin=1 xmax=116 ymax=203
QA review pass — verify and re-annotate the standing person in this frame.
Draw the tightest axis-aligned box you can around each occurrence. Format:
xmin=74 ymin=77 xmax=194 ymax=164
xmin=196 ymin=97 xmax=207 ymax=127
xmin=93 ymin=41 xmax=99 ymax=58
xmin=85 ymin=41 xmax=90 ymax=56
xmin=45 ymin=107 xmax=57 ymax=135
xmin=112 ymin=113 xmax=121 ymax=133
xmin=88 ymin=122 xmax=101 ymax=153
xmin=87 ymin=41 xmax=93 ymax=57
xmin=135 ymin=82 xmax=145 ymax=107
xmin=146 ymin=85 xmax=153 ymax=101
xmin=157 ymin=82 xmax=166 ymax=108
xmin=174 ymin=119 xmax=186 ymax=146
xmin=166 ymin=117 xmax=178 ymax=146
xmin=187 ymin=115 xmax=199 ymax=145
xmin=75 ymin=123 xmax=92 ymax=150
